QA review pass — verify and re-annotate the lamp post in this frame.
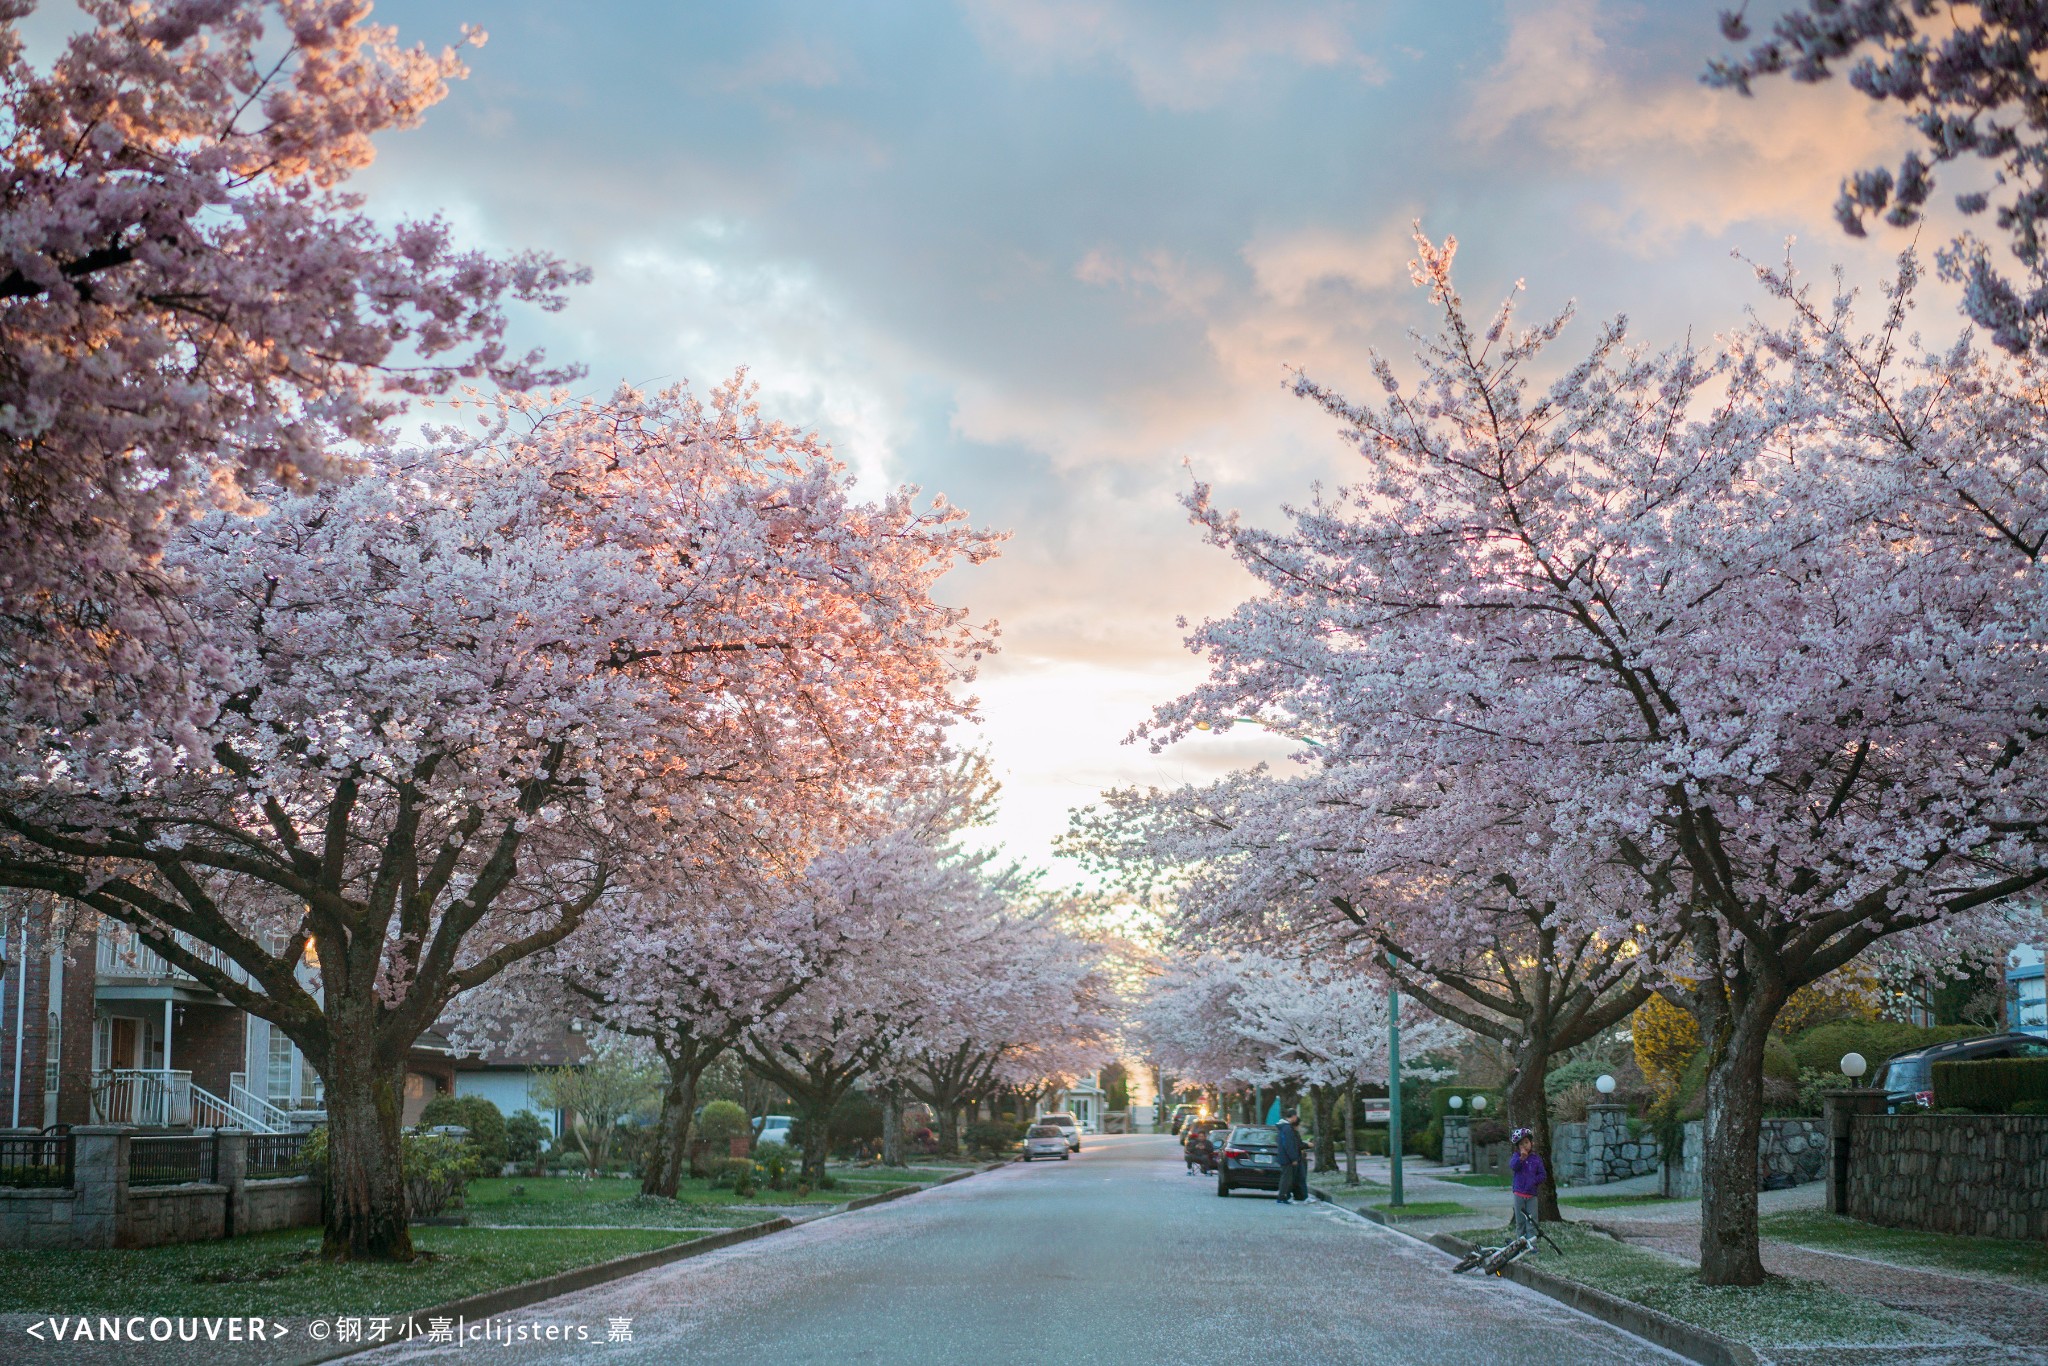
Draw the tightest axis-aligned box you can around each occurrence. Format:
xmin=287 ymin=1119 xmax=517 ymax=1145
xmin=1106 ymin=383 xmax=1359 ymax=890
xmin=1388 ymin=957 xmax=1403 ymax=1209
xmin=1596 ymin=1074 xmax=1617 ymax=1096
xmin=1841 ymin=1053 xmax=1867 ymax=1087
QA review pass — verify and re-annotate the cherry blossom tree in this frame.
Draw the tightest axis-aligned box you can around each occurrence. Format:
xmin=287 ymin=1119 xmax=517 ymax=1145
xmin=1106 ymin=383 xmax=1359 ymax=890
xmin=0 ymin=381 xmax=996 ymax=1259
xmin=1708 ymin=2 xmax=2048 ymax=353
xmin=1 ymin=0 xmax=585 ymax=744
xmin=1134 ymin=231 xmax=2048 ymax=1283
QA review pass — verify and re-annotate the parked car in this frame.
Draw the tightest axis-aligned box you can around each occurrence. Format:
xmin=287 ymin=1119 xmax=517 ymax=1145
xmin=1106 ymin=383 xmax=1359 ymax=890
xmin=1021 ymin=1124 xmax=1072 ymax=1161
xmin=753 ymin=1114 xmax=795 ymax=1146
xmin=1215 ymin=1124 xmax=1284 ymax=1196
xmin=1877 ymin=1031 xmax=2048 ymax=1109
xmin=1169 ymin=1104 xmax=1198 ymax=1134
xmin=1037 ymin=1112 xmax=1083 ymax=1151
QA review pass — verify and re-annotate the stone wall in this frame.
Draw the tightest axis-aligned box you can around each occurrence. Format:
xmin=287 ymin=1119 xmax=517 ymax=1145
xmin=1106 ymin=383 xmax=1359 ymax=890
xmin=1659 ymin=1117 xmax=1826 ymax=1199
xmin=0 ymin=1127 xmax=320 ymax=1249
xmin=1845 ymin=1113 xmax=2048 ymax=1241
xmin=1441 ymin=1115 xmax=1471 ymax=1167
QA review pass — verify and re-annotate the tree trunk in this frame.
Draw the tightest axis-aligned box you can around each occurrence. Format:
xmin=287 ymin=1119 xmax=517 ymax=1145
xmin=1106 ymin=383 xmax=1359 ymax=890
xmin=1698 ymin=996 xmax=1778 ymax=1286
xmin=320 ymin=1029 xmax=412 ymax=1262
xmin=798 ymin=1089 xmax=835 ymax=1187
xmin=881 ymin=1085 xmax=905 ymax=1167
xmin=1312 ymin=1084 xmax=1337 ymax=1173
xmin=937 ymin=1102 xmax=960 ymax=1157
xmin=1343 ymin=1084 xmax=1358 ymax=1185
xmin=641 ymin=1052 xmax=701 ymax=1199
xmin=1504 ymin=1042 xmax=1562 ymax=1223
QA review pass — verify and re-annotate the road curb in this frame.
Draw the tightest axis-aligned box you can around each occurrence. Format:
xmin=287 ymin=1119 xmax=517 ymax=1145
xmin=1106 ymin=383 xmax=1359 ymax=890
xmin=294 ymin=1216 xmax=795 ymax=1364
xmin=1306 ymin=1187 xmax=1754 ymax=1366
xmin=297 ymin=1163 xmax=1006 ymax=1364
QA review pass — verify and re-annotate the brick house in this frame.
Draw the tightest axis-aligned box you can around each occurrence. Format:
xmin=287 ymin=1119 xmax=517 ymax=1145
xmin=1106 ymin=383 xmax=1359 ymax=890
xmin=1 ymin=900 xmax=455 ymax=1133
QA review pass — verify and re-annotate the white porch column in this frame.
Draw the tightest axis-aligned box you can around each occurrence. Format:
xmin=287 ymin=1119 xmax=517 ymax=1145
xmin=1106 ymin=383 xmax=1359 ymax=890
xmin=162 ymin=998 xmax=172 ymax=1072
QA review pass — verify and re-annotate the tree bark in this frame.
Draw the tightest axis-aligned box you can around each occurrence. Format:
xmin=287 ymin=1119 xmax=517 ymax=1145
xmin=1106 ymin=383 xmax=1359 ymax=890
xmin=320 ymin=1028 xmax=412 ymax=1262
xmin=937 ymin=1103 xmax=960 ymax=1157
xmin=1697 ymin=995 xmax=1778 ymax=1285
xmin=1311 ymin=1083 xmax=1337 ymax=1173
xmin=1343 ymin=1084 xmax=1358 ymax=1185
xmin=881 ymin=1085 xmax=905 ymax=1166
xmin=1503 ymin=1042 xmax=1562 ymax=1223
xmin=641 ymin=1050 xmax=702 ymax=1198
xmin=798 ymin=1088 xmax=835 ymax=1187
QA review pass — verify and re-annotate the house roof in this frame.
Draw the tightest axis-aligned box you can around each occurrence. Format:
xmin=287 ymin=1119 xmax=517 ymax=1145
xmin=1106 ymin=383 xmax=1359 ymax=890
xmin=442 ymin=1017 xmax=595 ymax=1070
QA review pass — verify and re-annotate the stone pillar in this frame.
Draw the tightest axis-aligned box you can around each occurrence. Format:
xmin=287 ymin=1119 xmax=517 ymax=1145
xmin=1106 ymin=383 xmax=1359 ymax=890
xmin=1823 ymin=1089 xmax=1885 ymax=1216
xmin=70 ymin=1124 xmax=132 ymax=1249
xmin=1585 ymin=1103 xmax=1626 ymax=1185
xmin=1442 ymin=1115 xmax=1470 ymax=1166
xmin=215 ymin=1129 xmax=248 ymax=1237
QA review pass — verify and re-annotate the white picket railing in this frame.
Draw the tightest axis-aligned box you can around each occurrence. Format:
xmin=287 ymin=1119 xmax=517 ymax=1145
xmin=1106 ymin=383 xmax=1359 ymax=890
xmin=95 ymin=928 xmax=250 ymax=985
xmin=226 ymin=1080 xmax=295 ymax=1134
xmin=91 ymin=1069 xmax=192 ymax=1127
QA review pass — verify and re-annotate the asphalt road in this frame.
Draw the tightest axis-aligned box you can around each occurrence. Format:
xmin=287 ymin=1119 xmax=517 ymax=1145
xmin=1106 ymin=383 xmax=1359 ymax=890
xmin=360 ymin=1133 xmax=1678 ymax=1366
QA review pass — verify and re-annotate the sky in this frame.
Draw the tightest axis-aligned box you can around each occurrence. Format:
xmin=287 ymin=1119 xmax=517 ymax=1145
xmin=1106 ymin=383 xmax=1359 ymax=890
xmin=336 ymin=0 xmax=1927 ymax=882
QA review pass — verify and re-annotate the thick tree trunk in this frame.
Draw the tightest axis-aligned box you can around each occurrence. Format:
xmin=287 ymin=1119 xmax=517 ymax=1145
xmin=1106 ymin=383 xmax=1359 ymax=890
xmin=320 ymin=1029 xmax=412 ymax=1262
xmin=798 ymin=1088 xmax=836 ymax=1187
xmin=881 ymin=1085 xmax=905 ymax=1166
xmin=937 ymin=1103 xmax=960 ymax=1157
xmin=641 ymin=1053 xmax=701 ymax=1198
xmin=1311 ymin=1084 xmax=1337 ymax=1173
xmin=1504 ymin=1042 xmax=1561 ymax=1223
xmin=1343 ymin=1084 xmax=1358 ymax=1185
xmin=1698 ymin=995 xmax=1779 ymax=1286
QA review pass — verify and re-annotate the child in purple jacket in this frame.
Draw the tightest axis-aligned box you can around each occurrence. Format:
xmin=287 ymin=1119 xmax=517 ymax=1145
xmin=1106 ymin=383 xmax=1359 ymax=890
xmin=1509 ymin=1128 xmax=1547 ymax=1239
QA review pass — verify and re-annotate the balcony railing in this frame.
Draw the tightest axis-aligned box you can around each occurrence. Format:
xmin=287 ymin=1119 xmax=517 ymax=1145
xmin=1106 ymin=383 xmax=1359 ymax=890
xmin=91 ymin=1068 xmax=192 ymax=1127
xmin=95 ymin=928 xmax=249 ymax=986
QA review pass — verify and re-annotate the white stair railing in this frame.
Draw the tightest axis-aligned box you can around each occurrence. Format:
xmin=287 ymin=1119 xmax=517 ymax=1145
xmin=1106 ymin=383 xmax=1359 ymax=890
xmin=226 ymin=1081 xmax=295 ymax=1134
xmin=190 ymin=1082 xmax=282 ymax=1133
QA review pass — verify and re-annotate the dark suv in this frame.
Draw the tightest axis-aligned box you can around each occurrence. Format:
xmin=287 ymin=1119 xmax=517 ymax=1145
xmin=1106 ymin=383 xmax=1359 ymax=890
xmin=1877 ymin=1031 xmax=2048 ymax=1109
xmin=1215 ymin=1124 xmax=1283 ymax=1196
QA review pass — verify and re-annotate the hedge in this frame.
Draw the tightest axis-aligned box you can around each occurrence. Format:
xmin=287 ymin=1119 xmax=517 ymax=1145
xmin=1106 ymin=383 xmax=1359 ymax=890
xmin=1932 ymin=1057 xmax=2048 ymax=1113
xmin=1789 ymin=1021 xmax=1980 ymax=1077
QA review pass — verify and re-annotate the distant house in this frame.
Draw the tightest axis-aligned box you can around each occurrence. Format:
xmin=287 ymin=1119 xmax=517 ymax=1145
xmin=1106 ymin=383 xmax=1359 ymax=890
xmin=450 ymin=1018 xmax=593 ymax=1138
xmin=1041 ymin=1072 xmax=1107 ymax=1133
xmin=2012 ymin=942 xmax=2047 ymax=1035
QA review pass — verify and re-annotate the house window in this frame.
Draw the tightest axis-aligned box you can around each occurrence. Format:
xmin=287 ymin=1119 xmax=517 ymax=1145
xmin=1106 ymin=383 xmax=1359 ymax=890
xmin=267 ymin=1027 xmax=296 ymax=1102
xmin=92 ymin=1016 xmax=110 ymax=1072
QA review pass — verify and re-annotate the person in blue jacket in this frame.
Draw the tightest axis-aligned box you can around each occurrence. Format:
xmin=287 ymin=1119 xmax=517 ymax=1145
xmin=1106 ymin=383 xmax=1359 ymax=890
xmin=1274 ymin=1109 xmax=1308 ymax=1206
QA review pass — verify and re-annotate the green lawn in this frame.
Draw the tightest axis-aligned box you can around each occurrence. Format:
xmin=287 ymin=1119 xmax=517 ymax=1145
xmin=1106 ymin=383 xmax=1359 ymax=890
xmin=1760 ymin=1209 xmax=2048 ymax=1287
xmin=1457 ymin=1223 xmax=1970 ymax=1351
xmin=1371 ymin=1199 xmax=1480 ymax=1221
xmin=1558 ymin=1192 xmax=1681 ymax=1210
xmin=0 ymin=1226 xmax=702 ymax=1318
xmin=1441 ymin=1172 xmax=1510 ymax=1188
xmin=461 ymin=1167 xmax=964 ymax=1228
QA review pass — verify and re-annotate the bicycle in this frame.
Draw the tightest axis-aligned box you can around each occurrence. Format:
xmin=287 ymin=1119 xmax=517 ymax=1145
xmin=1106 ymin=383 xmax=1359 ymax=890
xmin=1448 ymin=1220 xmax=1562 ymax=1275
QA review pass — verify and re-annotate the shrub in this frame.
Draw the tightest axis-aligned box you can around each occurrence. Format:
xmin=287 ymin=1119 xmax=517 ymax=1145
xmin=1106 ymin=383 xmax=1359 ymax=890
xmin=1788 ymin=1020 xmax=1980 ymax=1076
xmin=419 ymin=1095 xmax=508 ymax=1172
xmin=1633 ymin=994 xmax=1702 ymax=1094
xmin=755 ymin=1145 xmax=791 ymax=1190
xmin=1764 ymin=1036 xmax=1801 ymax=1083
xmin=1414 ymin=1119 xmax=1442 ymax=1162
xmin=1932 ymin=1057 xmax=2048 ymax=1113
xmin=1796 ymin=1069 xmax=1854 ymax=1115
xmin=1469 ymin=1118 xmax=1509 ymax=1147
xmin=504 ymin=1110 xmax=548 ymax=1170
xmin=2012 ymin=1099 xmax=2048 ymax=1117
xmin=299 ymin=1126 xmax=483 ymax=1218
xmin=963 ymin=1121 xmax=1024 ymax=1155
xmin=829 ymin=1091 xmax=884 ymax=1153
xmin=697 ymin=1100 xmax=751 ymax=1148
xmin=704 ymin=1156 xmax=757 ymax=1192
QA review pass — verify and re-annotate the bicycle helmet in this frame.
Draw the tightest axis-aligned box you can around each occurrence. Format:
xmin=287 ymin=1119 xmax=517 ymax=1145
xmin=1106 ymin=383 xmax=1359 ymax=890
xmin=1509 ymin=1127 xmax=1535 ymax=1145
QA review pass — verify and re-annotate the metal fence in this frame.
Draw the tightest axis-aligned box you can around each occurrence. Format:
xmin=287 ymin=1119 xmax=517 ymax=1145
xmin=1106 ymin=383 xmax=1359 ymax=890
xmin=246 ymin=1131 xmax=308 ymax=1176
xmin=129 ymin=1134 xmax=218 ymax=1187
xmin=0 ymin=1134 xmax=73 ymax=1189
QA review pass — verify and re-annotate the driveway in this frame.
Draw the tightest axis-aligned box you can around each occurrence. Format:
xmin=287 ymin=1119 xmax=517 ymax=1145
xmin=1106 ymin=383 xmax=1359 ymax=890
xmin=355 ymin=1133 xmax=1678 ymax=1366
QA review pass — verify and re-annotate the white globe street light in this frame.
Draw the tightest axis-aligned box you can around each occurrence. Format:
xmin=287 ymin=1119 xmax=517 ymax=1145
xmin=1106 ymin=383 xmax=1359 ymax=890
xmin=1472 ymin=1096 xmax=1488 ymax=1112
xmin=1448 ymin=1096 xmax=1464 ymax=1110
xmin=1596 ymin=1074 xmax=1617 ymax=1095
xmin=1841 ymin=1053 xmax=1868 ymax=1083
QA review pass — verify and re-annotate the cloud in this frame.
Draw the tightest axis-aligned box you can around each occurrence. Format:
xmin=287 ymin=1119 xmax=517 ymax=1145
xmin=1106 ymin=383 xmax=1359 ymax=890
xmin=1465 ymin=0 xmax=1910 ymax=246
xmin=963 ymin=0 xmax=1387 ymax=110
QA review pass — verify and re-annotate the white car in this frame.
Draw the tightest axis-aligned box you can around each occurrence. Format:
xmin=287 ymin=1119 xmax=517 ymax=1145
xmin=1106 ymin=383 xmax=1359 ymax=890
xmin=1021 ymin=1124 xmax=1071 ymax=1161
xmin=1037 ymin=1112 xmax=1082 ymax=1151
xmin=753 ymin=1115 xmax=795 ymax=1146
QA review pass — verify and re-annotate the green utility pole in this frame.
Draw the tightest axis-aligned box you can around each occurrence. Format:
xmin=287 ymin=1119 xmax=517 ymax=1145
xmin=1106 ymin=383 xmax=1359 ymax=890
xmin=1388 ymin=967 xmax=1404 ymax=1208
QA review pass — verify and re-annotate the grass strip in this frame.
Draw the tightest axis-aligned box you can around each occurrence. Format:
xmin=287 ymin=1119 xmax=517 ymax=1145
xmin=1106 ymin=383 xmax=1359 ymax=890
xmin=0 ymin=1226 xmax=700 ymax=1318
xmin=1440 ymin=1172 xmax=1510 ymax=1188
xmin=1369 ymin=1199 xmax=1479 ymax=1221
xmin=1558 ymin=1192 xmax=1681 ymax=1210
xmin=1759 ymin=1209 xmax=2048 ymax=1287
xmin=1455 ymin=1223 xmax=1969 ymax=1351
